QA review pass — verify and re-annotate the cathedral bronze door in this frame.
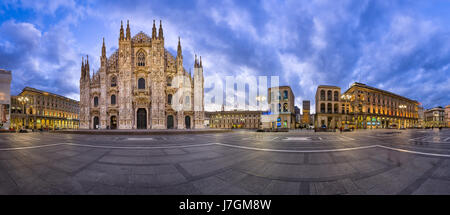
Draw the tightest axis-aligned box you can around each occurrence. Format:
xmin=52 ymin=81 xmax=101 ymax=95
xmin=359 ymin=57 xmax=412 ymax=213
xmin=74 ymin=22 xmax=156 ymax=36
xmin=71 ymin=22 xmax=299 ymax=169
xmin=110 ymin=116 xmax=117 ymax=129
xmin=167 ymin=115 xmax=174 ymax=129
xmin=137 ymin=108 xmax=147 ymax=129
xmin=93 ymin=116 xmax=99 ymax=129
xmin=185 ymin=116 xmax=191 ymax=129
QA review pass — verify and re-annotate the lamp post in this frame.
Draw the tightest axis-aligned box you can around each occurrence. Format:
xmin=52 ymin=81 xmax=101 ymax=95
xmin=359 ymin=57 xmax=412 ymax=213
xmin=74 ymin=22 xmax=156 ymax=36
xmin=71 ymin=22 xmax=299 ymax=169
xmin=399 ymin=104 xmax=406 ymax=129
xmin=341 ymin=94 xmax=351 ymax=130
xmin=17 ymin=96 xmax=29 ymax=130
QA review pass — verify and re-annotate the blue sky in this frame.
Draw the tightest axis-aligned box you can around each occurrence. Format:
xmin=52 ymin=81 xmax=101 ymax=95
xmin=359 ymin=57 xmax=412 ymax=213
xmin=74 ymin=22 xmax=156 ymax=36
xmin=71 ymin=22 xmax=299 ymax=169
xmin=1 ymin=0 xmax=449 ymax=112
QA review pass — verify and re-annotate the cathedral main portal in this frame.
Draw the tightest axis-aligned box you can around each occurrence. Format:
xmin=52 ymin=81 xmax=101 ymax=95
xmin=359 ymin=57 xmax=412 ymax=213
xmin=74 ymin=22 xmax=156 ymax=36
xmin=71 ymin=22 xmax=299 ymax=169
xmin=137 ymin=108 xmax=147 ymax=129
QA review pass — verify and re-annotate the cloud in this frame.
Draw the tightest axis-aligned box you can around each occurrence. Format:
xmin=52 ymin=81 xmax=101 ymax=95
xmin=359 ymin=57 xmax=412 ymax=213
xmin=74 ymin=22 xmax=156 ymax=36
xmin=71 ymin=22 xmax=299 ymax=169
xmin=1 ymin=0 xmax=449 ymax=110
xmin=0 ymin=20 xmax=80 ymax=100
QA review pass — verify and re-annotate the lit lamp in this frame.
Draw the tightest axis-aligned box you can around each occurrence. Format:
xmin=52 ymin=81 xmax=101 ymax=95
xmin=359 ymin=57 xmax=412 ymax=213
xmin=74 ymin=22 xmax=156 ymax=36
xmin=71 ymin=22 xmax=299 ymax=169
xmin=341 ymin=94 xmax=352 ymax=129
xmin=399 ymin=104 xmax=407 ymax=129
xmin=17 ymin=96 xmax=30 ymax=130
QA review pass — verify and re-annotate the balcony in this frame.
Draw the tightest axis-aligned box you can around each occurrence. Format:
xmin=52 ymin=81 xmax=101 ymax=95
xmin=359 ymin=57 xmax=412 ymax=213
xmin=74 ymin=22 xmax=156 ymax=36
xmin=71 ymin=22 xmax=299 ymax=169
xmin=133 ymin=88 xmax=150 ymax=96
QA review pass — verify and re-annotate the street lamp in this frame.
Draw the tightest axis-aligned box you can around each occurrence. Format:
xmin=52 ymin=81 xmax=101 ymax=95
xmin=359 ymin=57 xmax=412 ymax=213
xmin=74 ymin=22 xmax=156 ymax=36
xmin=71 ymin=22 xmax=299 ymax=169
xmin=17 ymin=96 xmax=29 ymax=130
xmin=399 ymin=104 xmax=407 ymax=129
xmin=341 ymin=94 xmax=352 ymax=130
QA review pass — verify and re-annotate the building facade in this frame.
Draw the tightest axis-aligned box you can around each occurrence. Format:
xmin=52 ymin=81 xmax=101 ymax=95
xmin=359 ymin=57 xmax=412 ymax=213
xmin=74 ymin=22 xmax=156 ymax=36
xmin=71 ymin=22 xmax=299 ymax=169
xmin=0 ymin=69 xmax=12 ymax=130
xmin=445 ymin=105 xmax=450 ymax=127
xmin=424 ymin=107 xmax=446 ymax=128
xmin=262 ymin=86 xmax=296 ymax=129
xmin=10 ymin=87 xmax=79 ymax=130
xmin=343 ymin=83 xmax=419 ymax=129
xmin=80 ymin=20 xmax=205 ymax=129
xmin=315 ymin=85 xmax=341 ymax=129
xmin=208 ymin=110 xmax=262 ymax=129
xmin=315 ymin=82 xmax=419 ymax=129
xmin=301 ymin=100 xmax=311 ymax=126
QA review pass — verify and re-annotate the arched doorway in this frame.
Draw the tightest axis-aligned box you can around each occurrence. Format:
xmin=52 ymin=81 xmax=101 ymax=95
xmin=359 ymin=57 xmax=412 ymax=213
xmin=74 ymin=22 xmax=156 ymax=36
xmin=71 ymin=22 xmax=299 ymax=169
xmin=185 ymin=116 xmax=191 ymax=129
xmin=167 ymin=115 xmax=174 ymax=129
xmin=137 ymin=108 xmax=147 ymax=129
xmin=110 ymin=116 xmax=117 ymax=129
xmin=93 ymin=116 xmax=99 ymax=129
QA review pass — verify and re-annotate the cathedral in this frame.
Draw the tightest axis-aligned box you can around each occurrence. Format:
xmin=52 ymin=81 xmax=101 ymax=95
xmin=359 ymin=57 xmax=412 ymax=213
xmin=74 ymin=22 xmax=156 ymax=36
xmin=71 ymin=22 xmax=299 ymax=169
xmin=79 ymin=20 xmax=205 ymax=129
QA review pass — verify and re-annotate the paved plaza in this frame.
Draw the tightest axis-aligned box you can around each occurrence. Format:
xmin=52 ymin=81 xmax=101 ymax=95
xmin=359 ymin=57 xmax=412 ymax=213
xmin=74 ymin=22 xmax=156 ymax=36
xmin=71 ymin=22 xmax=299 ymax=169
xmin=1 ymin=129 xmax=450 ymax=195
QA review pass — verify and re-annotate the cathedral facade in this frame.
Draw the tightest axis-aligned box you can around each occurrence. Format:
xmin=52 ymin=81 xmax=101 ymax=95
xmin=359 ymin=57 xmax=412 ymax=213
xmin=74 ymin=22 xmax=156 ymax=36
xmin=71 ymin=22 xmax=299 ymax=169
xmin=79 ymin=20 xmax=205 ymax=129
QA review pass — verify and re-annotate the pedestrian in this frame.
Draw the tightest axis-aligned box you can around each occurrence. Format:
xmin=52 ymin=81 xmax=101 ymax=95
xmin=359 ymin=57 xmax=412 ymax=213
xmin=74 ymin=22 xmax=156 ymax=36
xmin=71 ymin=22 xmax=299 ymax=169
xmin=340 ymin=126 xmax=343 ymax=133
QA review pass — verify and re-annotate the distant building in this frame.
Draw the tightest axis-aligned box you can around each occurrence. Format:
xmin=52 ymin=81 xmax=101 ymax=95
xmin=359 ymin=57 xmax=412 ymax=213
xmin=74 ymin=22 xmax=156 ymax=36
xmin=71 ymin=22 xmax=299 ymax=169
xmin=10 ymin=87 xmax=80 ymax=130
xmin=208 ymin=110 xmax=261 ymax=129
xmin=262 ymin=86 xmax=296 ymax=129
xmin=418 ymin=106 xmax=425 ymax=128
xmin=315 ymin=85 xmax=341 ymax=129
xmin=424 ymin=106 xmax=446 ymax=128
xmin=0 ymin=69 xmax=12 ymax=130
xmin=294 ymin=105 xmax=301 ymax=127
xmin=301 ymin=100 xmax=311 ymax=126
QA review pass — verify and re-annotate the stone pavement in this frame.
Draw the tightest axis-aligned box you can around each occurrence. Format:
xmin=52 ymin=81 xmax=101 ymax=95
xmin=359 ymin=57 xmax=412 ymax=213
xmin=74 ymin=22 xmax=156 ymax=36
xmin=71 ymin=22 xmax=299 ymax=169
xmin=0 ymin=129 xmax=449 ymax=194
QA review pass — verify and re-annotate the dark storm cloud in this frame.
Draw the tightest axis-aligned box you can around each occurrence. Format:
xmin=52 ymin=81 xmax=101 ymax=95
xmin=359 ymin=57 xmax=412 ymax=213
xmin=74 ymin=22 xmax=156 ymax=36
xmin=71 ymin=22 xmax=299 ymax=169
xmin=0 ymin=0 xmax=449 ymax=108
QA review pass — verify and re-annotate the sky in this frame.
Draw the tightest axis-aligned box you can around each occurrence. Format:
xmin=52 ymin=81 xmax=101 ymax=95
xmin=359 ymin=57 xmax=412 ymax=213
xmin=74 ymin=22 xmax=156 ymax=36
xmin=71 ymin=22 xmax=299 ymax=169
xmin=0 ymin=0 xmax=449 ymax=113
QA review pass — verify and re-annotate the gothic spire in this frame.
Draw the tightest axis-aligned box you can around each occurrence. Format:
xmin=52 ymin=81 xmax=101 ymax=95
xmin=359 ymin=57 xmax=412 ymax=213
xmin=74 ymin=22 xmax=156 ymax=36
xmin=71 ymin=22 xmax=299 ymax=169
xmin=85 ymin=55 xmax=90 ymax=78
xmin=194 ymin=54 xmax=198 ymax=68
xmin=177 ymin=37 xmax=182 ymax=57
xmin=120 ymin=20 xmax=124 ymax=40
xmin=126 ymin=20 xmax=131 ymax=40
xmin=102 ymin=37 xmax=106 ymax=57
xmin=158 ymin=20 xmax=164 ymax=39
xmin=81 ymin=56 xmax=85 ymax=78
xmin=152 ymin=20 xmax=157 ymax=39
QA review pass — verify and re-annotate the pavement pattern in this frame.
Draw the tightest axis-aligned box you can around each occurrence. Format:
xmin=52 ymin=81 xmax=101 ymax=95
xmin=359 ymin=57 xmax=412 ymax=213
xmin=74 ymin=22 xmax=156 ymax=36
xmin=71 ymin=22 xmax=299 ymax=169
xmin=1 ymin=129 xmax=450 ymax=195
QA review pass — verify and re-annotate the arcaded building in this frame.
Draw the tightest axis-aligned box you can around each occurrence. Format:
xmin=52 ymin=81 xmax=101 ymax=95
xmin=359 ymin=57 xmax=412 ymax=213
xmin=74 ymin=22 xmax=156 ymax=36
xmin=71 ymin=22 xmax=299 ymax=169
xmin=10 ymin=87 xmax=79 ymax=130
xmin=315 ymin=82 xmax=419 ymax=129
xmin=208 ymin=110 xmax=262 ymax=129
xmin=79 ymin=20 xmax=205 ymax=129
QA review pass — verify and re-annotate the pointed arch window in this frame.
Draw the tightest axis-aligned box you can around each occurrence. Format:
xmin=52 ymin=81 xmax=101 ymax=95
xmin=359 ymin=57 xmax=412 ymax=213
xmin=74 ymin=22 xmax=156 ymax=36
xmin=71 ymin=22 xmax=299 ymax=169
xmin=138 ymin=78 xmax=145 ymax=89
xmin=111 ymin=76 xmax=117 ymax=87
xmin=168 ymin=94 xmax=172 ymax=105
xmin=94 ymin=97 xmax=99 ymax=107
xmin=111 ymin=95 xmax=116 ymax=105
xmin=137 ymin=51 xmax=145 ymax=66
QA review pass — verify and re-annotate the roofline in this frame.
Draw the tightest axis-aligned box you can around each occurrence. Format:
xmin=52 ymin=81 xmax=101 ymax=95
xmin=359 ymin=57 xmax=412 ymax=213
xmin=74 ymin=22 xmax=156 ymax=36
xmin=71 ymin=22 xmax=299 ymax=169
xmin=343 ymin=82 xmax=418 ymax=104
xmin=317 ymin=85 xmax=340 ymax=89
xmin=16 ymin=87 xmax=79 ymax=103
